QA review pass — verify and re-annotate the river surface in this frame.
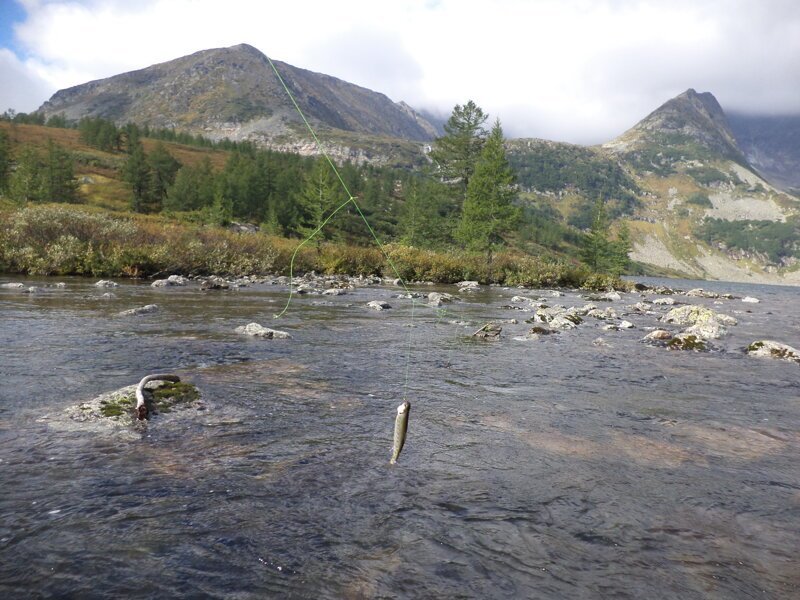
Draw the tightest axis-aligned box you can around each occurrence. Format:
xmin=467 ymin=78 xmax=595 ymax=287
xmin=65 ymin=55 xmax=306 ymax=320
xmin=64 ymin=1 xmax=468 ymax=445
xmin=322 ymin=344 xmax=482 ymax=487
xmin=1 ymin=275 xmax=799 ymax=599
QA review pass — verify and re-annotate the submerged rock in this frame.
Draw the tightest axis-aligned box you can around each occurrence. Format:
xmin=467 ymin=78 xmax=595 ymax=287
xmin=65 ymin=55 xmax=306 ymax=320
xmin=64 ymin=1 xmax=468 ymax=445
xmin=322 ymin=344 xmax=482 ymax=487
xmin=643 ymin=329 xmax=673 ymax=342
xmin=746 ymin=341 xmax=800 ymax=364
xmin=684 ymin=321 xmax=727 ymax=340
xmin=94 ymin=279 xmax=118 ymax=288
xmin=550 ymin=314 xmax=582 ymax=330
xmin=366 ymin=300 xmax=391 ymax=311
xmin=118 ymin=304 xmax=159 ymax=316
xmin=686 ymin=288 xmax=719 ymax=299
xmin=666 ymin=333 xmax=709 ymax=352
xmin=200 ymin=275 xmax=230 ymax=290
xmin=661 ymin=305 xmax=737 ymax=327
xmin=235 ymin=323 xmax=292 ymax=339
xmin=472 ymin=323 xmax=502 ymax=339
xmin=152 ymin=274 xmax=189 ymax=287
xmin=50 ymin=379 xmax=203 ymax=439
xmin=427 ymin=292 xmax=455 ymax=307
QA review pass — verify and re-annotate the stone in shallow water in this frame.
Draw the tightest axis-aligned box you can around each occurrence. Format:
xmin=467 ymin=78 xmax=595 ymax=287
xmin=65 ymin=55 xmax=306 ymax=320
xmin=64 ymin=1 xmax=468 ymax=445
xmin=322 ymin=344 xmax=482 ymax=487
xmin=118 ymin=304 xmax=159 ymax=316
xmin=94 ymin=279 xmax=118 ymax=288
xmin=235 ymin=322 xmax=292 ymax=339
xmin=746 ymin=340 xmax=800 ymax=364
xmin=366 ymin=300 xmax=391 ymax=311
xmin=0 ymin=282 xmax=25 ymax=289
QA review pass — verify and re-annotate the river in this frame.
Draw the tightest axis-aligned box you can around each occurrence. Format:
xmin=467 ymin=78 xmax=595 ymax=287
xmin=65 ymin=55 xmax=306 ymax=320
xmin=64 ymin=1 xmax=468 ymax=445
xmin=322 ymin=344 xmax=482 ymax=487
xmin=1 ymin=276 xmax=798 ymax=598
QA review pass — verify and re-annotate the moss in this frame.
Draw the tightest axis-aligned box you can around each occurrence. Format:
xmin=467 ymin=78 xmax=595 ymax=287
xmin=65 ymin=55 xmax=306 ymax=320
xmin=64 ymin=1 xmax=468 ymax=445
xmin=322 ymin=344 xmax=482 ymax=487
xmin=747 ymin=341 xmax=765 ymax=352
xmin=667 ymin=335 xmax=707 ymax=352
xmin=99 ymin=393 xmax=135 ymax=418
xmin=151 ymin=381 xmax=200 ymax=413
xmin=564 ymin=314 xmax=583 ymax=325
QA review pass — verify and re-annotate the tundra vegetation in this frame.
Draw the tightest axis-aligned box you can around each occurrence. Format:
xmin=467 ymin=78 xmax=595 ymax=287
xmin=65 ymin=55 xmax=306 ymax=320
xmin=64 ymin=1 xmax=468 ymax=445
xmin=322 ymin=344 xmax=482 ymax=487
xmin=0 ymin=104 xmax=637 ymax=288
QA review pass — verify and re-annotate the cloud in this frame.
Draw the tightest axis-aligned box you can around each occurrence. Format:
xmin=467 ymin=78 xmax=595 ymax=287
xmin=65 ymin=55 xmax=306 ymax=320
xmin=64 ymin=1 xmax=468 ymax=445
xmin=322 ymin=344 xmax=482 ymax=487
xmin=0 ymin=48 xmax=51 ymax=112
xmin=1 ymin=0 xmax=799 ymax=143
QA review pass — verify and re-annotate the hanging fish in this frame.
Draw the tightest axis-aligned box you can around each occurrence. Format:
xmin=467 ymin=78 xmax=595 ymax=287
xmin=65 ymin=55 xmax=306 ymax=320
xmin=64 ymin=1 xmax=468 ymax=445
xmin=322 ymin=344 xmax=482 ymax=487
xmin=390 ymin=401 xmax=411 ymax=464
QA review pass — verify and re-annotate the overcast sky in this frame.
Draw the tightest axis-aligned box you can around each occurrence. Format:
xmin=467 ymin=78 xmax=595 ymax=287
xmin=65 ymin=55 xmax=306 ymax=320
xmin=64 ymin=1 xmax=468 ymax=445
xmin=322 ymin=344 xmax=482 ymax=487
xmin=1 ymin=0 xmax=799 ymax=144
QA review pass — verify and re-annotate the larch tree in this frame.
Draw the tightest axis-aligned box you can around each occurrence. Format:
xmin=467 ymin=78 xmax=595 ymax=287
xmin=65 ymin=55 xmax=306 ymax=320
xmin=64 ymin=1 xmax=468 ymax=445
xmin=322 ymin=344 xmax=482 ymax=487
xmin=428 ymin=100 xmax=488 ymax=207
xmin=454 ymin=119 xmax=519 ymax=268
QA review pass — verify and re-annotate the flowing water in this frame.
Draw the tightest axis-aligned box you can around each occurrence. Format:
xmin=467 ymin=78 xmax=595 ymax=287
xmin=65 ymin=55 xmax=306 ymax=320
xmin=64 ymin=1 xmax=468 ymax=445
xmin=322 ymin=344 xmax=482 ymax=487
xmin=1 ymin=276 xmax=799 ymax=598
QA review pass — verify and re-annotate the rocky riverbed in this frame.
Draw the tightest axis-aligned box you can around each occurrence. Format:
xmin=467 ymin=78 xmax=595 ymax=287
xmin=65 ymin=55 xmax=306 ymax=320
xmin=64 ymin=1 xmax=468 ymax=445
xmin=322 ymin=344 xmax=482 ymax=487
xmin=1 ymin=274 xmax=799 ymax=598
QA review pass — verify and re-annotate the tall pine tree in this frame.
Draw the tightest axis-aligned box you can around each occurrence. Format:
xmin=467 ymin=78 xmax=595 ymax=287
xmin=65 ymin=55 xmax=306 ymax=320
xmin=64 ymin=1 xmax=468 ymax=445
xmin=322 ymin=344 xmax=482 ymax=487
xmin=429 ymin=100 xmax=488 ymax=207
xmin=454 ymin=119 xmax=519 ymax=267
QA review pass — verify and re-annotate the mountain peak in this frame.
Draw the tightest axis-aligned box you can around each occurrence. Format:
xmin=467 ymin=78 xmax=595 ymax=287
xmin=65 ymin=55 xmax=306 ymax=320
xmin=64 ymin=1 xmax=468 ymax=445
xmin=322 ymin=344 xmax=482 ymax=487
xmin=611 ymin=88 xmax=743 ymax=160
xmin=37 ymin=43 xmax=437 ymax=152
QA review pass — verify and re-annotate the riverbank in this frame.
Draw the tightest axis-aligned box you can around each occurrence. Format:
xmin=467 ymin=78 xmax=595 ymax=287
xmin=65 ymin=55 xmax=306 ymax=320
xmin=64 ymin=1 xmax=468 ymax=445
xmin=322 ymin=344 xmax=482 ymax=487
xmin=0 ymin=204 xmax=625 ymax=290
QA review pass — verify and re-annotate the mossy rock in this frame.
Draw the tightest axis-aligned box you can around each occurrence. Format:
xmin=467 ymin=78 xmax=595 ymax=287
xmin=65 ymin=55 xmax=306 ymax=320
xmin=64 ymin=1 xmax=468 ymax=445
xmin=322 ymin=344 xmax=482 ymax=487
xmin=666 ymin=334 xmax=708 ymax=352
xmin=82 ymin=380 xmax=202 ymax=423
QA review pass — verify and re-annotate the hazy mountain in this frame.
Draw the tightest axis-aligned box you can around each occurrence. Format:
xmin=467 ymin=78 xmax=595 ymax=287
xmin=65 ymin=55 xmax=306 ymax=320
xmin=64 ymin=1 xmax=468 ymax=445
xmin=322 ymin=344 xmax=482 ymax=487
xmin=605 ymin=88 xmax=745 ymax=162
xmin=728 ymin=113 xmax=800 ymax=192
xmin=37 ymin=43 xmax=438 ymax=164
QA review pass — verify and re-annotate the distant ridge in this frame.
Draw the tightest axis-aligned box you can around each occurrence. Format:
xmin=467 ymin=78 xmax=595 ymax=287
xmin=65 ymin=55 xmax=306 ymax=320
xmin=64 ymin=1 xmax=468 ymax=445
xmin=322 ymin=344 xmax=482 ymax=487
xmin=606 ymin=88 xmax=745 ymax=161
xmin=37 ymin=43 xmax=439 ymax=145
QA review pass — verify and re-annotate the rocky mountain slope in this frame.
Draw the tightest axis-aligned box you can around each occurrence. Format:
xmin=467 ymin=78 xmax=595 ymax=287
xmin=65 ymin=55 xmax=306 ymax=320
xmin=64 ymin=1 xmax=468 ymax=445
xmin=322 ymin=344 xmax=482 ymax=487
xmin=603 ymin=89 xmax=800 ymax=284
xmin=728 ymin=113 xmax=800 ymax=192
xmin=37 ymin=43 xmax=436 ymax=166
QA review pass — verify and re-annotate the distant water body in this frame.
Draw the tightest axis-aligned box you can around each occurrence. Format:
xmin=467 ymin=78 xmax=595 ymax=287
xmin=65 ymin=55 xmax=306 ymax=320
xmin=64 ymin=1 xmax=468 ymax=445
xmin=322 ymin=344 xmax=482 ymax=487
xmin=1 ymin=276 xmax=798 ymax=598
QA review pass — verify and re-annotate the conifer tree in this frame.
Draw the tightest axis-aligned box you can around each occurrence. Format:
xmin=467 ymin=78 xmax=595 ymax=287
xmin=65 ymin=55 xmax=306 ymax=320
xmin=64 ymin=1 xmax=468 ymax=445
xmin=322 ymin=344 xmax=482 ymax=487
xmin=145 ymin=142 xmax=181 ymax=212
xmin=429 ymin=100 xmax=488 ymax=206
xmin=294 ymin=158 xmax=341 ymax=247
xmin=8 ymin=146 xmax=44 ymax=203
xmin=44 ymin=140 xmax=80 ymax=203
xmin=609 ymin=221 xmax=632 ymax=276
xmin=123 ymin=141 xmax=151 ymax=213
xmin=398 ymin=179 xmax=451 ymax=248
xmin=454 ymin=119 xmax=518 ymax=266
xmin=0 ymin=130 xmax=10 ymax=192
xmin=580 ymin=199 xmax=611 ymax=272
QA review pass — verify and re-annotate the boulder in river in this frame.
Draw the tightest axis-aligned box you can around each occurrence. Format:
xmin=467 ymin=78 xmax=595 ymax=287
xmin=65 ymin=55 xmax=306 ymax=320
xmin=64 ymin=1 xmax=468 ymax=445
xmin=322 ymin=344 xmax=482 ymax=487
xmin=51 ymin=379 xmax=203 ymax=439
xmin=366 ymin=300 xmax=391 ymax=311
xmin=472 ymin=323 xmax=502 ymax=339
xmin=200 ymin=276 xmax=230 ymax=290
xmin=643 ymin=329 xmax=673 ymax=342
xmin=742 ymin=296 xmax=760 ymax=304
xmin=152 ymin=275 xmax=189 ymax=287
xmin=684 ymin=321 xmax=727 ymax=340
xmin=235 ymin=323 xmax=292 ymax=339
xmin=653 ymin=297 xmax=675 ymax=306
xmin=118 ymin=304 xmax=159 ymax=316
xmin=686 ymin=288 xmax=719 ymax=299
xmin=428 ymin=292 xmax=455 ymax=307
xmin=661 ymin=305 xmax=737 ymax=327
xmin=666 ymin=333 xmax=710 ymax=352
xmin=457 ymin=281 xmax=480 ymax=291
xmin=94 ymin=280 xmax=118 ymax=288
xmin=746 ymin=341 xmax=800 ymax=364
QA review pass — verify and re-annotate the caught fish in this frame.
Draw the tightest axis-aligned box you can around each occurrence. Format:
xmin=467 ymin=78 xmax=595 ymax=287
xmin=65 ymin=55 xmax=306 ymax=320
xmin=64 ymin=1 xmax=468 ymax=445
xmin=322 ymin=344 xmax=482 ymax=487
xmin=390 ymin=401 xmax=411 ymax=464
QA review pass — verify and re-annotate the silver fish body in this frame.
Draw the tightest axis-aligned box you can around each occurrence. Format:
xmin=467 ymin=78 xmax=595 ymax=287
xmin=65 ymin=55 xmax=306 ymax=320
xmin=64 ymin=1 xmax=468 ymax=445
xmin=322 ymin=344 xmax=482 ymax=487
xmin=390 ymin=401 xmax=410 ymax=464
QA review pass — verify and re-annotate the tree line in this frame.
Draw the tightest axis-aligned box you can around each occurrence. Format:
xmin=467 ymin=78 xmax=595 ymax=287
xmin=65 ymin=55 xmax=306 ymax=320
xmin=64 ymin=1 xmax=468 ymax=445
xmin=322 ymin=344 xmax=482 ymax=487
xmin=1 ymin=105 xmax=632 ymax=275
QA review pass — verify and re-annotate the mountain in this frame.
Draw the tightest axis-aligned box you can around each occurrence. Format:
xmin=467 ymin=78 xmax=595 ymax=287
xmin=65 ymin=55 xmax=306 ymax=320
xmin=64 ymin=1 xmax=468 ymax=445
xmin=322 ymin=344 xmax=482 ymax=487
xmin=37 ymin=43 xmax=437 ymax=165
xmin=602 ymin=89 xmax=800 ymax=284
xmin=728 ymin=113 xmax=800 ymax=192
xmin=605 ymin=88 xmax=745 ymax=163
xmin=507 ymin=89 xmax=800 ymax=285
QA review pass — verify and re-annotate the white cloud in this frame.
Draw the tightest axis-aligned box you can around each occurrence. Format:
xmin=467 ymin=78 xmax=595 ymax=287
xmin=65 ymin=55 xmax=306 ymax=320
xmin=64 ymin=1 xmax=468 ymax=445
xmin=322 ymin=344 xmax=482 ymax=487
xmin=0 ymin=48 xmax=51 ymax=112
xmin=1 ymin=0 xmax=799 ymax=143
